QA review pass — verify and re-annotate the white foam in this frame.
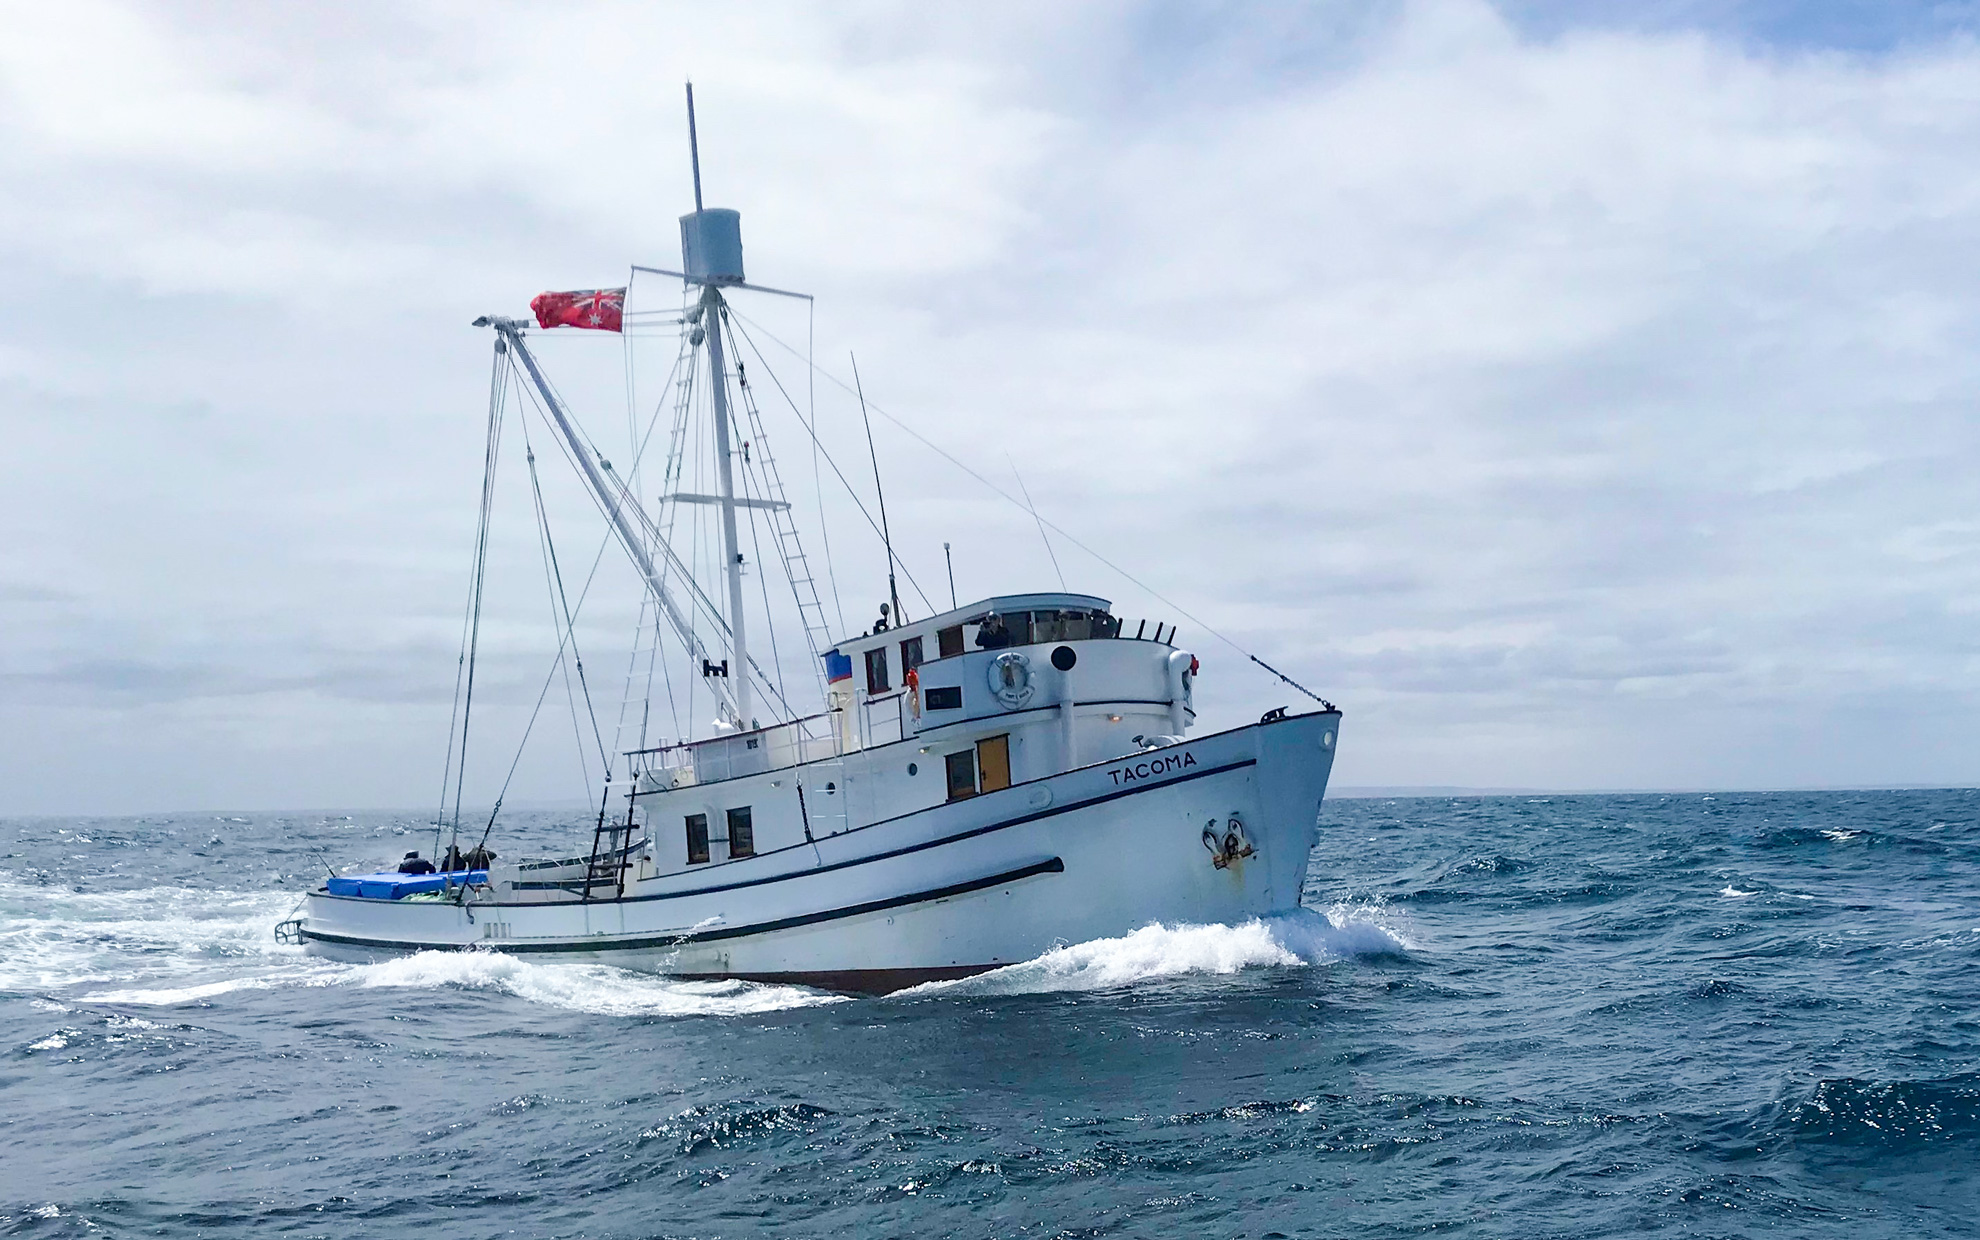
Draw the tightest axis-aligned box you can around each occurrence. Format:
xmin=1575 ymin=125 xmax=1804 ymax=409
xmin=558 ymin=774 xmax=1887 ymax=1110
xmin=3 ymin=869 xmax=840 ymax=1018
xmin=895 ymin=906 xmax=1411 ymax=998
xmin=81 ymin=976 xmax=287 ymax=1005
xmin=0 ymin=873 xmax=303 ymax=992
xmin=79 ymin=951 xmax=845 ymax=1017
xmin=1720 ymin=886 xmax=1758 ymax=898
xmin=341 ymin=951 xmax=848 ymax=1017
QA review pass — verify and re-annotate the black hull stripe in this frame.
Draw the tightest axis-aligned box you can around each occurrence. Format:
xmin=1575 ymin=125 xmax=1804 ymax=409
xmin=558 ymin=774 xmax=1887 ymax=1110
xmin=310 ymin=754 xmax=1256 ymax=911
xmin=300 ymin=856 xmax=1064 ymax=955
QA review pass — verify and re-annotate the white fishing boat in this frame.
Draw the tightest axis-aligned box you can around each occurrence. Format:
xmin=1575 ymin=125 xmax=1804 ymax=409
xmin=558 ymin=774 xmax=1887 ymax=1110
xmin=285 ymin=90 xmax=1341 ymax=991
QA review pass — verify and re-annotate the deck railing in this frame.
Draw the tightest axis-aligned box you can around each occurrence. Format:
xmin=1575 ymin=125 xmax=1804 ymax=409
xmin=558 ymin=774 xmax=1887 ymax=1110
xmin=628 ymin=712 xmax=838 ymax=787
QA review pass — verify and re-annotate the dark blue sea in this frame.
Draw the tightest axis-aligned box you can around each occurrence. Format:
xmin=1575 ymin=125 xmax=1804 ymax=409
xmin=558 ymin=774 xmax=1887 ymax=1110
xmin=3 ymin=789 xmax=1977 ymax=1237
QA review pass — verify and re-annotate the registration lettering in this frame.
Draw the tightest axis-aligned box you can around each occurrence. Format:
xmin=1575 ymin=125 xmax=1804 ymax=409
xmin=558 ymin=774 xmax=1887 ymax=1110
xmin=1107 ymin=750 xmax=1198 ymax=786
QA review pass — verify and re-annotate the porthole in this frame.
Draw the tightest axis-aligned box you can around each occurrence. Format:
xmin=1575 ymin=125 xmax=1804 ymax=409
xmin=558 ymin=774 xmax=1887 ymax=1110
xmin=908 ymin=762 xmax=918 ymax=776
xmin=1321 ymin=731 xmax=1334 ymax=749
xmin=1051 ymin=645 xmax=1077 ymax=671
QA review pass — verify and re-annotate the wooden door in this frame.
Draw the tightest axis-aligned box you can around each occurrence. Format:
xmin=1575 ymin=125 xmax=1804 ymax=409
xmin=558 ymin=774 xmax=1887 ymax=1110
xmin=976 ymin=734 xmax=1011 ymax=793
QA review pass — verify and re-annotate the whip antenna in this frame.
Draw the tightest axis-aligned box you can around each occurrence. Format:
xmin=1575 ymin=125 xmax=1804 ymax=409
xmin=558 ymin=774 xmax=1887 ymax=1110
xmin=852 ymin=353 xmax=903 ymax=626
xmin=686 ymin=81 xmax=704 ymax=212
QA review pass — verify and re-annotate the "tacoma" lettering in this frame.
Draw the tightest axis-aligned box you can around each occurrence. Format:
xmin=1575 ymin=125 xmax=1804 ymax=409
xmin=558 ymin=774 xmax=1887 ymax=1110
xmin=1107 ymin=750 xmax=1198 ymax=786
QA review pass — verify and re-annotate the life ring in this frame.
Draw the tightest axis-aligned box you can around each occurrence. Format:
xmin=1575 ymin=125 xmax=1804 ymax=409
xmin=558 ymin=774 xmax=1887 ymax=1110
xmin=987 ymin=651 xmax=1035 ymax=710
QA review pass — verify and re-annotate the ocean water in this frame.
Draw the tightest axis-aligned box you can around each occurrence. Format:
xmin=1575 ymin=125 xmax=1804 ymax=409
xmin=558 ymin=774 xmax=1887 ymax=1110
xmin=2 ymin=790 xmax=1976 ymax=1238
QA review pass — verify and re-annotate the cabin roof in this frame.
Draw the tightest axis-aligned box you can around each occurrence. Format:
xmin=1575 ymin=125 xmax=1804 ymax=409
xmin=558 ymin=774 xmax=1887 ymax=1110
xmin=826 ymin=592 xmax=1111 ymax=656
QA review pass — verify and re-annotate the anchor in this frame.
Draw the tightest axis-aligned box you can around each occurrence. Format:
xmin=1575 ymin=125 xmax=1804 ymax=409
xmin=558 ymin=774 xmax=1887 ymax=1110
xmin=1201 ymin=815 xmax=1255 ymax=869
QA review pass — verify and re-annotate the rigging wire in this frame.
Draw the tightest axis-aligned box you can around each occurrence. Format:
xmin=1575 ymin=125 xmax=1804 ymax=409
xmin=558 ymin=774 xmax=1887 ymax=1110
xmin=1008 ymin=454 xmax=1066 ymax=591
xmin=525 ymin=340 xmax=801 ymax=730
xmin=446 ymin=339 xmax=510 ymax=862
xmin=729 ymin=365 xmax=794 ymax=716
xmin=808 ymin=297 xmax=847 ymax=633
xmin=520 ymin=411 xmax=611 ymax=788
xmin=853 ymin=352 xmax=904 ymax=627
xmin=726 ymin=314 xmax=935 ymax=615
xmin=741 ymin=469 xmax=791 ymax=717
xmin=466 ymin=344 xmax=687 ymax=850
xmin=509 ymin=346 xmax=738 ymax=645
xmin=433 ymin=346 xmax=509 ymax=859
xmin=728 ymin=308 xmax=1301 ymax=681
xmin=609 ymin=292 xmax=694 ymax=752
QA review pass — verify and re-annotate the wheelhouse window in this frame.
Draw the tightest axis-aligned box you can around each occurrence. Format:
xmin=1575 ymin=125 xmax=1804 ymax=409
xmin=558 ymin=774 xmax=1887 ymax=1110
xmin=924 ymin=685 xmax=962 ymax=711
xmin=936 ymin=625 xmax=964 ymax=659
xmin=976 ymin=734 xmax=1011 ymax=793
xmin=726 ymin=806 xmax=755 ymax=859
xmin=864 ymin=647 xmax=890 ymax=694
xmin=945 ymin=750 xmax=977 ymax=801
xmin=1034 ymin=610 xmax=1093 ymax=642
xmin=900 ymin=635 xmax=923 ymax=677
xmin=685 ymin=813 xmax=710 ymax=865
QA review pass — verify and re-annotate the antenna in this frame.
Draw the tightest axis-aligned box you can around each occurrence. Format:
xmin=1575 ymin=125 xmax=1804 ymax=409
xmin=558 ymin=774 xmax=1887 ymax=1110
xmin=943 ymin=541 xmax=957 ymax=610
xmin=852 ymin=353 xmax=903 ymax=626
xmin=686 ymin=80 xmax=704 ymax=212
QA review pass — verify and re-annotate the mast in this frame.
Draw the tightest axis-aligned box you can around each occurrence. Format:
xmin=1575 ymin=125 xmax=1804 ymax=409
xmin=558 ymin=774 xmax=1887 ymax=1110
xmin=701 ymin=285 xmax=752 ymax=727
xmin=678 ymin=84 xmax=757 ymax=730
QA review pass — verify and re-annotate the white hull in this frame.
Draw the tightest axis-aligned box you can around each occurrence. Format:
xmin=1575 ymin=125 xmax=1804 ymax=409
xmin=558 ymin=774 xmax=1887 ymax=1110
xmin=301 ymin=711 xmax=1339 ymax=991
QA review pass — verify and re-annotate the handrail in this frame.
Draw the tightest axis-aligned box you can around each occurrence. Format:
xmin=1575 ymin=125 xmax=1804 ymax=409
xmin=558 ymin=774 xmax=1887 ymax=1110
xmin=624 ymin=710 xmax=833 ymax=758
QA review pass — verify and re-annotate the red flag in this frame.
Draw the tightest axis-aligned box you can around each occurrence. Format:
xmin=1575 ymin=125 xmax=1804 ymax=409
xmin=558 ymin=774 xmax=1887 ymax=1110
xmin=530 ymin=287 xmax=625 ymax=332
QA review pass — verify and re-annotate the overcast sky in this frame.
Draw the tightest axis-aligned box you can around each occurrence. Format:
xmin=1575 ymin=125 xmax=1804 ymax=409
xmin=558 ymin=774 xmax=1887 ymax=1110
xmin=3 ymin=1 xmax=1978 ymax=815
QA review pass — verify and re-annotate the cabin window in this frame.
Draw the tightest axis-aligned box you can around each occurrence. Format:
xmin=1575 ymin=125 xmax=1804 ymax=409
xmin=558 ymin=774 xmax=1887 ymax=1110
xmin=864 ymin=647 xmax=890 ymax=694
xmin=1006 ymin=612 xmax=1035 ymax=646
xmin=977 ymin=734 xmax=1011 ymax=793
xmin=900 ymin=635 xmax=923 ymax=677
xmin=937 ymin=625 xmax=964 ymax=659
xmin=924 ymin=685 xmax=962 ymax=711
xmin=685 ymin=813 xmax=710 ymax=865
xmin=727 ymin=806 xmax=755 ymax=859
xmin=945 ymin=750 xmax=977 ymax=801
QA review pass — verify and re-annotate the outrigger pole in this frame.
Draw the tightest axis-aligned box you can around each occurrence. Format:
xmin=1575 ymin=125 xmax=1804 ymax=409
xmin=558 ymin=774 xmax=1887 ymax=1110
xmin=481 ymin=317 xmax=746 ymax=726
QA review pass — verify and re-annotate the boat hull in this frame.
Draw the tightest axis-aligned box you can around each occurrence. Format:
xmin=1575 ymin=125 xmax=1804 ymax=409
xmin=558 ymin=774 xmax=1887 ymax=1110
xmin=300 ymin=711 xmax=1340 ymax=991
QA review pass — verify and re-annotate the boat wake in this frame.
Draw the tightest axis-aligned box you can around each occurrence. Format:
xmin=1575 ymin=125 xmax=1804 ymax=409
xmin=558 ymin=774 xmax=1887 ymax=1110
xmin=1 ymin=874 xmax=844 ymax=1018
xmin=6 ymin=872 xmax=1408 ymax=1017
xmin=894 ymin=904 xmax=1413 ymax=998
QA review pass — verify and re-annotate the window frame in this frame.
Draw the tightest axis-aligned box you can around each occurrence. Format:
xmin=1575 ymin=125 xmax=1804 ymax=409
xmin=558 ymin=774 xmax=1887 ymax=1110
xmin=726 ymin=806 xmax=755 ymax=859
xmin=944 ymin=750 xmax=978 ymax=801
xmin=864 ymin=646 xmax=890 ymax=695
xmin=684 ymin=813 xmax=710 ymax=865
xmin=936 ymin=625 xmax=965 ymax=659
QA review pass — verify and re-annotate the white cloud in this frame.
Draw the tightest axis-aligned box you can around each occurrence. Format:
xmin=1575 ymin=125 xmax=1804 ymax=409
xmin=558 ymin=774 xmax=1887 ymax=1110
xmin=1 ymin=0 xmax=1977 ymax=812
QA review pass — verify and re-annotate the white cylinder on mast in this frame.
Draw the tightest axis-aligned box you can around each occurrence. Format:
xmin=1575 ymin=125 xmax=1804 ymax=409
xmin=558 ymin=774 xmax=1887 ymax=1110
xmin=681 ymin=210 xmax=744 ymax=285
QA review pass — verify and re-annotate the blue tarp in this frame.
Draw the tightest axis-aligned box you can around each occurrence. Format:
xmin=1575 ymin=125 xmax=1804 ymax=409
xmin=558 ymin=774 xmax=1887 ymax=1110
xmin=325 ymin=870 xmax=488 ymax=899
